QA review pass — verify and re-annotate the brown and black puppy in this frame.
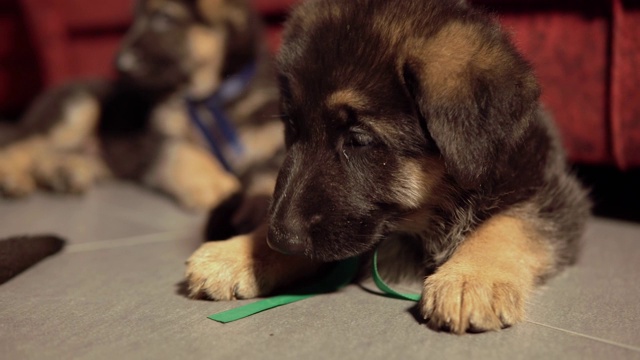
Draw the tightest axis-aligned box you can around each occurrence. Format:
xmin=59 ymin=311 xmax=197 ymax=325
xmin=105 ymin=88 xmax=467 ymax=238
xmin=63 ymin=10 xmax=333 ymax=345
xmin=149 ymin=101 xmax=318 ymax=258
xmin=185 ymin=0 xmax=591 ymax=334
xmin=0 ymin=0 xmax=282 ymax=216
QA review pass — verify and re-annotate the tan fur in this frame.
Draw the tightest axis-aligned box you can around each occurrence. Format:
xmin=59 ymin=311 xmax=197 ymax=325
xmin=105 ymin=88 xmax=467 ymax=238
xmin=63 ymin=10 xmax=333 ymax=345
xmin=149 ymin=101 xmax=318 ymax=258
xmin=245 ymin=172 xmax=277 ymax=198
xmin=143 ymin=140 xmax=241 ymax=210
xmin=0 ymin=94 xmax=104 ymax=196
xmin=0 ymin=148 xmax=108 ymax=197
xmin=373 ymin=13 xmax=412 ymax=46
xmin=326 ymin=89 xmax=370 ymax=111
xmin=150 ymin=98 xmax=192 ymax=138
xmin=187 ymin=25 xmax=227 ymax=98
xmin=366 ymin=121 xmax=403 ymax=143
xmin=198 ymin=0 xmax=247 ymax=29
xmin=49 ymin=93 xmax=100 ymax=151
xmin=0 ymin=137 xmax=47 ymax=197
xmin=235 ymin=121 xmax=284 ymax=173
xmin=229 ymin=88 xmax=279 ymax=121
xmin=391 ymin=157 xmax=445 ymax=209
xmin=415 ymin=21 xmax=508 ymax=102
xmin=420 ymin=215 xmax=553 ymax=334
xmin=294 ymin=3 xmax=344 ymax=36
xmin=32 ymin=152 xmax=110 ymax=194
xmin=186 ymin=224 xmax=322 ymax=299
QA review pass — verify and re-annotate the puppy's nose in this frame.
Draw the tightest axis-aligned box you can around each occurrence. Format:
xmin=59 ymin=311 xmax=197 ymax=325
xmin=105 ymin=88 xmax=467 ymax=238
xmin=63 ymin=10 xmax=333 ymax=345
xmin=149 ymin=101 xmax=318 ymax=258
xmin=267 ymin=220 xmax=308 ymax=255
xmin=116 ymin=51 xmax=138 ymax=73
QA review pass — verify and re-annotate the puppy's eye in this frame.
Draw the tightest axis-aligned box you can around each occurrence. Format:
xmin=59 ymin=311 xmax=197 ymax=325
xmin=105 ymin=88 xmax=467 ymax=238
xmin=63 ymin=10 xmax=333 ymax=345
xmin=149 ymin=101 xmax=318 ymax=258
xmin=345 ymin=130 xmax=375 ymax=148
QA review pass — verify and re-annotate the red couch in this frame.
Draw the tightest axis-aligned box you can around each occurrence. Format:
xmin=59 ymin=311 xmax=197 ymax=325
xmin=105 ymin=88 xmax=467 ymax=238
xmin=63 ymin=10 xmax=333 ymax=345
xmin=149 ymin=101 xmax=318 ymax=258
xmin=0 ymin=0 xmax=40 ymax=116
xmin=1 ymin=0 xmax=638 ymax=169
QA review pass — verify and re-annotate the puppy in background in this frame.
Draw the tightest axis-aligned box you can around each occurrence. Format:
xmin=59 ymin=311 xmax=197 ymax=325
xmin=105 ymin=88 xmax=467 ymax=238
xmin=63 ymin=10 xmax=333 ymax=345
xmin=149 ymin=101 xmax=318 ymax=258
xmin=186 ymin=0 xmax=591 ymax=334
xmin=0 ymin=0 xmax=282 ymax=218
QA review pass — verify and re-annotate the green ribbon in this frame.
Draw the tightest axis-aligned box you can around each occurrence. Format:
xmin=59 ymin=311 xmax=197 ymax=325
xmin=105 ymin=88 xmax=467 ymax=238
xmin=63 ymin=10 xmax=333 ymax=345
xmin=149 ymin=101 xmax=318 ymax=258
xmin=209 ymin=256 xmax=359 ymax=323
xmin=371 ymin=249 xmax=421 ymax=302
xmin=208 ymin=249 xmax=420 ymax=323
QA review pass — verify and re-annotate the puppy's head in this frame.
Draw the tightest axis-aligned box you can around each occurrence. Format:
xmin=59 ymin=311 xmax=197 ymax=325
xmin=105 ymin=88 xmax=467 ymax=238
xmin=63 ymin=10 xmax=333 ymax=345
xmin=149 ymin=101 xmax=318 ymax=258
xmin=268 ymin=0 xmax=542 ymax=261
xmin=116 ymin=0 xmax=259 ymax=97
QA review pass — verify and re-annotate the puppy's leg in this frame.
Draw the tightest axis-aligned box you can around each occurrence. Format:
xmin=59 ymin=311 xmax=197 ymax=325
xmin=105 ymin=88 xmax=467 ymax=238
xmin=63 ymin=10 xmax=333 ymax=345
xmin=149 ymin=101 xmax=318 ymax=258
xmin=232 ymin=171 xmax=277 ymax=233
xmin=1 ymin=87 xmax=103 ymax=196
xmin=421 ymin=214 xmax=553 ymax=334
xmin=206 ymin=151 xmax=282 ymax=239
xmin=0 ymin=137 xmax=46 ymax=197
xmin=142 ymin=140 xmax=241 ymax=211
xmin=186 ymin=224 xmax=322 ymax=300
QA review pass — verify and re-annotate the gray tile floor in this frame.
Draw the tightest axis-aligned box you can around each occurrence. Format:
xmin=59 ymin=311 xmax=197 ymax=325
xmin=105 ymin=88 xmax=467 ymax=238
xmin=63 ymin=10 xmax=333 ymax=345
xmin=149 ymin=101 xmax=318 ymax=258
xmin=1 ymin=181 xmax=639 ymax=359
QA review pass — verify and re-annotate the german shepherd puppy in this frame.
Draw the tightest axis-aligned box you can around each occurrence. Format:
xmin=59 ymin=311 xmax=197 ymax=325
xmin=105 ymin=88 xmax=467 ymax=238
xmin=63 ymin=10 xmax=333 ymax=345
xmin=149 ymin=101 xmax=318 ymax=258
xmin=0 ymin=0 xmax=282 ymax=214
xmin=185 ymin=0 xmax=590 ymax=334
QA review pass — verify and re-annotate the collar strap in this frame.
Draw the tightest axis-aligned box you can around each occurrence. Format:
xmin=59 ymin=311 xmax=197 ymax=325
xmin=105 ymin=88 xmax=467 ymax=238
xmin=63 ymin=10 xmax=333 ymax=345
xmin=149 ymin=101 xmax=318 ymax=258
xmin=215 ymin=63 xmax=258 ymax=104
xmin=186 ymin=62 xmax=257 ymax=173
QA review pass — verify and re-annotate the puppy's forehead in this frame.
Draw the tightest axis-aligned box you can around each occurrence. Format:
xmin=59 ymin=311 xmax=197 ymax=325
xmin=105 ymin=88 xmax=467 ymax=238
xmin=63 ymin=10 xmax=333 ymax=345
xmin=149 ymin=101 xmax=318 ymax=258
xmin=279 ymin=3 xmax=409 ymax=103
xmin=281 ymin=0 xmax=513 ymax=111
xmin=324 ymin=89 xmax=377 ymax=126
xmin=326 ymin=89 xmax=369 ymax=111
xmin=280 ymin=0 xmax=475 ymax=74
xmin=281 ymin=42 xmax=403 ymax=114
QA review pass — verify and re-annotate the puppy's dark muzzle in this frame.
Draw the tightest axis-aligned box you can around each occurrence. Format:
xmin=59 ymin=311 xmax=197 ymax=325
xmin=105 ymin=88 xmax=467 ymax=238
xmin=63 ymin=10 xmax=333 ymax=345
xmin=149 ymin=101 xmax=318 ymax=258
xmin=266 ymin=223 xmax=307 ymax=256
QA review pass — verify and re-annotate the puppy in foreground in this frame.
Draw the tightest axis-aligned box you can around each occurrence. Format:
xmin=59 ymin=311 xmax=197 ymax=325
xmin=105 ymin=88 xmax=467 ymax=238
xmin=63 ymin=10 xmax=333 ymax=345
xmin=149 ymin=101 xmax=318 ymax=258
xmin=186 ymin=0 xmax=591 ymax=334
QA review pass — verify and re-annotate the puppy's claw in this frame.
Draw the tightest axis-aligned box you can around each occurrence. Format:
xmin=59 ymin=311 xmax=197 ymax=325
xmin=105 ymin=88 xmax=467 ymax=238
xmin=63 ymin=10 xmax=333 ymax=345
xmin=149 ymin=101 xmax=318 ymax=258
xmin=233 ymin=284 xmax=246 ymax=300
xmin=0 ymin=172 xmax=36 ymax=198
xmin=33 ymin=154 xmax=108 ymax=194
xmin=420 ymin=268 xmax=528 ymax=334
xmin=184 ymin=238 xmax=266 ymax=302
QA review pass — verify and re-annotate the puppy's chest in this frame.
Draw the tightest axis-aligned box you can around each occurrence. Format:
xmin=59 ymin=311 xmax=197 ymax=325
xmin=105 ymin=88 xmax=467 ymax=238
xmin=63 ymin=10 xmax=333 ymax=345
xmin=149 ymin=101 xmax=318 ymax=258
xmin=391 ymin=213 xmax=462 ymax=270
xmin=150 ymin=100 xmax=194 ymax=139
xmin=149 ymin=99 xmax=238 ymax=146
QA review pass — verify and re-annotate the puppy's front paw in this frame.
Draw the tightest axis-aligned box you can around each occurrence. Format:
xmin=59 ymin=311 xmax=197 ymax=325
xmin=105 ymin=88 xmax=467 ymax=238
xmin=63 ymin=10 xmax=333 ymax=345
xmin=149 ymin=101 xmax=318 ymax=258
xmin=185 ymin=237 xmax=265 ymax=300
xmin=185 ymin=229 xmax=322 ymax=301
xmin=33 ymin=153 xmax=109 ymax=194
xmin=420 ymin=265 xmax=530 ymax=334
xmin=0 ymin=163 xmax=35 ymax=197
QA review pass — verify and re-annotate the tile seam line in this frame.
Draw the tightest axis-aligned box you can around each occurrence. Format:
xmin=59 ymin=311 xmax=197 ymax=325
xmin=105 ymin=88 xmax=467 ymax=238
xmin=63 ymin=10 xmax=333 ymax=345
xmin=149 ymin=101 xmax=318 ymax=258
xmin=63 ymin=230 xmax=187 ymax=253
xmin=526 ymin=320 xmax=640 ymax=352
xmin=108 ymin=204 xmax=203 ymax=230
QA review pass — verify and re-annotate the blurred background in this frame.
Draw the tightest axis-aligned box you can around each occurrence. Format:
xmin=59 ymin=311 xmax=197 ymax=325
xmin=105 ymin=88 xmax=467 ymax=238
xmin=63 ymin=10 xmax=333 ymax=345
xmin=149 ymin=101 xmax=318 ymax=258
xmin=0 ymin=0 xmax=638 ymax=220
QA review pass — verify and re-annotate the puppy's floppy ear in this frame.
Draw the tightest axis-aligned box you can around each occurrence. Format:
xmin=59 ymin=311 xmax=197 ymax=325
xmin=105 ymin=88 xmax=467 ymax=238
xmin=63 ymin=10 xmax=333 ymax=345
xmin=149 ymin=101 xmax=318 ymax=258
xmin=402 ymin=20 xmax=540 ymax=189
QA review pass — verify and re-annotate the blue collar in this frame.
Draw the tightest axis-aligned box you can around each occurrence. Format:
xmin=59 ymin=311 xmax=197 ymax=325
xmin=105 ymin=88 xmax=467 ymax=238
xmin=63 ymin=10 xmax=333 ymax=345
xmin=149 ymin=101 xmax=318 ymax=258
xmin=186 ymin=63 xmax=257 ymax=173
